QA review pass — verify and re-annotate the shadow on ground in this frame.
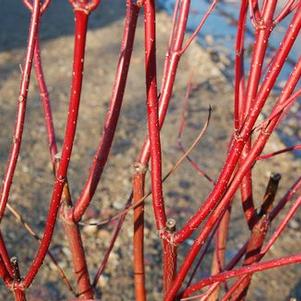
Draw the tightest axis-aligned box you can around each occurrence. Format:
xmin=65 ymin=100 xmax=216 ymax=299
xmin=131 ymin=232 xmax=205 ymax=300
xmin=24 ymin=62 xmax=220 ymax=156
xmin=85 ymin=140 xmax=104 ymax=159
xmin=0 ymin=0 xmax=125 ymax=52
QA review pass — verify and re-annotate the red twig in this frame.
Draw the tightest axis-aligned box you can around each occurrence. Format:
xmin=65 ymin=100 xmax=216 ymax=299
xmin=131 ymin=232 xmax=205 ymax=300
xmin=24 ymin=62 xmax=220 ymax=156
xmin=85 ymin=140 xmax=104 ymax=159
xmin=61 ymin=184 xmax=93 ymax=299
xmin=166 ymin=38 xmax=301 ymax=300
xmin=257 ymin=144 xmax=301 ymax=160
xmin=173 ymin=2 xmax=301 ymax=246
xmin=163 ymin=219 xmax=177 ymax=296
xmin=34 ymin=38 xmax=58 ymax=164
xmin=20 ymin=1 xmax=99 ymax=288
xmin=23 ymin=0 xmax=51 ymax=15
xmin=0 ymin=0 xmax=41 ymax=221
xmin=71 ymin=0 xmax=140 ymax=222
xmin=132 ymin=163 xmax=147 ymax=301
xmin=143 ymin=0 xmax=167 ymax=232
xmin=180 ymin=0 xmax=218 ymax=55
xmin=138 ymin=0 xmax=191 ymax=165
xmin=181 ymin=253 xmax=301 ymax=298
xmin=273 ymin=0 xmax=300 ymax=25
xmin=208 ymin=207 xmax=231 ymax=301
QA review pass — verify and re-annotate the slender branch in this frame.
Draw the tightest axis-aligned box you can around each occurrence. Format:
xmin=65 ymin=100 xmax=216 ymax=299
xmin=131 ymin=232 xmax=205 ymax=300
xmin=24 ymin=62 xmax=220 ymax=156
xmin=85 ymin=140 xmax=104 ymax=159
xmin=33 ymin=38 xmax=58 ymax=164
xmin=181 ymin=253 xmax=301 ymax=298
xmin=0 ymin=0 xmax=41 ymax=221
xmin=132 ymin=163 xmax=147 ymax=301
xmin=208 ymin=207 xmax=231 ymax=301
xmin=20 ymin=2 xmax=99 ymax=288
xmin=173 ymin=4 xmax=301 ymax=245
xmin=257 ymin=144 xmax=301 ymax=160
xmin=143 ymin=0 xmax=167 ymax=231
xmin=71 ymin=0 xmax=140 ymax=222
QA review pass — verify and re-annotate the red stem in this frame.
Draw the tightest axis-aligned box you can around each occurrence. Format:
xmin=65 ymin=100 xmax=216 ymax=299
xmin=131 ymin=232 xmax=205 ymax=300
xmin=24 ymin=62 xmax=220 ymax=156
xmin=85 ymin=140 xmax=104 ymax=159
xmin=133 ymin=163 xmax=147 ymax=301
xmin=181 ymin=253 xmax=301 ymax=297
xmin=163 ymin=219 xmax=177 ymax=296
xmin=138 ymin=0 xmax=191 ymax=165
xmin=240 ymin=0 xmax=277 ymax=230
xmin=143 ymin=0 xmax=166 ymax=231
xmin=20 ymin=8 xmax=90 ymax=288
xmin=0 ymin=0 xmax=40 ymax=221
xmin=34 ymin=7 xmax=91 ymax=296
xmin=166 ymin=27 xmax=301 ymax=301
xmin=274 ymin=0 xmax=299 ymax=25
xmin=235 ymin=154 xmax=281 ymax=301
xmin=257 ymin=144 xmax=301 ymax=160
xmin=180 ymin=0 xmax=218 ymax=55
xmin=234 ymin=0 xmax=248 ymax=131
xmin=33 ymin=38 xmax=58 ymax=164
xmin=208 ymin=207 xmax=231 ymax=301
xmin=13 ymin=287 xmax=26 ymax=300
xmin=231 ymin=217 xmax=269 ymax=301
xmin=90 ymin=1 xmax=141 ymax=287
xmin=71 ymin=0 xmax=140 ymax=222
xmin=62 ymin=217 xmax=93 ymax=298
xmin=0 ymin=232 xmax=13 ymax=278
xmin=173 ymin=4 xmax=301 ymax=245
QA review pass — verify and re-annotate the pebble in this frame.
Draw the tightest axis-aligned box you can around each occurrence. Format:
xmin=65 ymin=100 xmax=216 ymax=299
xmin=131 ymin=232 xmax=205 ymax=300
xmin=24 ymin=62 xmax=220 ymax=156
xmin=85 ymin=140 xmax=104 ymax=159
xmin=205 ymin=34 xmax=214 ymax=46
xmin=97 ymin=274 xmax=109 ymax=287
xmin=288 ymin=218 xmax=300 ymax=230
xmin=113 ymin=200 xmax=125 ymax=210
xmin=82 ymin=218 xmax=99 ymax=235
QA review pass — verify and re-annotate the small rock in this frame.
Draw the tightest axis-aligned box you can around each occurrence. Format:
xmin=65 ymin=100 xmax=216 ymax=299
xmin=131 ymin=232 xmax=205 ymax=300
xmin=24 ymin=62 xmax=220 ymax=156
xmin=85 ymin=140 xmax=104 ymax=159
xmin=97 ymin=274 xmax=109 ymax=287
xmin=113 ymin=200 xmax=125 ymax=210
xmin=288 ymin=218 xmax=300 ymax=230
xmin=82 ymin=219 xmax=99 ymax=235
xmin=205 ymin=34 xmax=214 ymax=46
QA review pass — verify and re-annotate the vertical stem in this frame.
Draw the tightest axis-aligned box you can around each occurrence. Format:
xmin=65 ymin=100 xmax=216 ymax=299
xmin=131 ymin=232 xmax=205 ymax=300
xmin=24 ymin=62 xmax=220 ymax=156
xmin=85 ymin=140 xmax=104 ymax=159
xmin=90 ymin=1 xmax=141 ymax=288
xmin=0 ymin=0 xmax=40 ymax=221
xmin=33 ymin=38 xmax=58 ymax=164
xmin=21 ymin=8 xmax=90 ymax=289
xmin=0 ymin=232 xmax=13 ymax=278
xmin=173 ymin=4 xmax=301 ymax=244
xmin=163 ymin=219 xmax=177 ymax=296
xmin=208 ymin=207 xmax=231 ymax=301
xmin=138 ymin=0 xmax=191 ymax=165
xmin=259 ymin=173 xmax=281 ymax=216
xmin=144 ymin=1 xmax=172 ymax=293
xmin=133 ymin=163 xmax=147 ymax=301
xmin=230 ymin=173 xmax=281 ymax=301
xmin=72 ymin=0 xmax=140 ymax=222
xmin=230 ymin=217 xmax=269 ymax=301
xmin=61 ymin=183 xmax=93 ymax=299
xmin=239 ymin=0 xmax=277 ymax=230
xmin=62 ymin=219 xmax=93 ymax=298
xmin=143 ymin=0 xmax=167 ymax=231
xmin=234 ymin=0 xmax=248 ymax=131
xmin=13 ymin=290 xmax=26 ymax=301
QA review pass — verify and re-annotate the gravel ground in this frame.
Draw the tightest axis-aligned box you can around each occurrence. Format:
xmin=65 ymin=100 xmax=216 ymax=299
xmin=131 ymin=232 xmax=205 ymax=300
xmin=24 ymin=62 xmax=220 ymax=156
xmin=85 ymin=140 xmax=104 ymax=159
xmin=0 ymin=1 xmax=300 ymax=300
